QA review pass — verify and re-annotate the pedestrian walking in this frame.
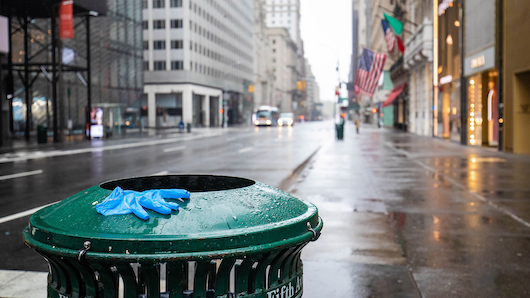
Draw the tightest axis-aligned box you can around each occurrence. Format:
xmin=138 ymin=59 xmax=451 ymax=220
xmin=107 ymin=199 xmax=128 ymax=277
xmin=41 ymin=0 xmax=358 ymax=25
xmin=354 ymin=113 xmax=361 ymax=134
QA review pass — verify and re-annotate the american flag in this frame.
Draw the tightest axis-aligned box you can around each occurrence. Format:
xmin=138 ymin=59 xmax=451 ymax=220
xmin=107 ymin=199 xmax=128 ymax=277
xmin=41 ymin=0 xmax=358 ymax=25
xmin=381 ymin=19 xmax=395 ymax=52
xmin=354 ymin=48 xmax=387 ymax=98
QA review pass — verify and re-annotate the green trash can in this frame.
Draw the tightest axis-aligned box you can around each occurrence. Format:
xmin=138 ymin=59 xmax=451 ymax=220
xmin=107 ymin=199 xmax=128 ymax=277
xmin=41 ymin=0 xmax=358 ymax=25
xmin=37 ymin=125 xmax=47 ymax=144
xmin=187 ymin=123 xmax=192 ymax=133
xmin=335 ymin=123 xmax=344 ymax=140
xmin=23 ymin=175 xmax=322 ymax=298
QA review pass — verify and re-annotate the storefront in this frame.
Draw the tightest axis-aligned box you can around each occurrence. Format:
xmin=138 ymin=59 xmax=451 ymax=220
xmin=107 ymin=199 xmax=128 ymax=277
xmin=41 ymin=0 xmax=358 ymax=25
xmin=434 ymin=0 xmax=462 ymax=142
xmin=463 ymin=0 xmax=499 ymax=147
xmin=465 ymin=65 xmax=498 ymax=147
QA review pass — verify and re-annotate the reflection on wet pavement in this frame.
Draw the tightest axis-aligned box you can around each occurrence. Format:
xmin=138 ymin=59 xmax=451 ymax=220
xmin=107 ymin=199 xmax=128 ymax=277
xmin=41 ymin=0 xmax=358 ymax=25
xmin=294 ymin=124 xmax=530 ymax=297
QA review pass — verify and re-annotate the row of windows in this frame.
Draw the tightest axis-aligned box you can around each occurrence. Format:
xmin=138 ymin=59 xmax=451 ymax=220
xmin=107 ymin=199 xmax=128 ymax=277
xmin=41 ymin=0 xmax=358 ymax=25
xmin=270 ymin=20 xmax=292 ymax=24
xmin=142 ymin=19 xmax=183 ymax=30
xmin=190 ymin=0 xmax=252 ymax=35
xmin=189 ymin=0 xmax=252 ymax=48
xmin=142 ymin=0 xmax=182 ymax=9
xmin=146 ymin=60 xmax=184 ymax=70
xmin=143 ymin=40 xmax=183 ymax=50
xmin=146 ymin=59 xmax=243 ymax=84
xmin=189 ymin=41 xmax=251 ymax=74
xmin=189 ymin=20 xmax=252 ymax=64
xmin=190 ymin=61 xmax=245 ymax=84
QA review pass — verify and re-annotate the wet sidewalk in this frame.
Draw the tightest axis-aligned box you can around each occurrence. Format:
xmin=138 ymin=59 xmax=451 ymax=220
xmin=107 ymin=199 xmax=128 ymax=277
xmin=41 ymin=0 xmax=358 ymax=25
xmin=294 ymin=122 xmax=530 ymax=297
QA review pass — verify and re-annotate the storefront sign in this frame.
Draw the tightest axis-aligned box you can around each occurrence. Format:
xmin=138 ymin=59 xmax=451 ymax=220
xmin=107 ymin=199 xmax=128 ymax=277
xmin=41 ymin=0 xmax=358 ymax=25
xmin=471 ymin=56 xmax=485 ymax=69
xmin=464 ymin=46 xmax=495 ymax=76
xmin=438 ymin=0 xmax=455 ymax=16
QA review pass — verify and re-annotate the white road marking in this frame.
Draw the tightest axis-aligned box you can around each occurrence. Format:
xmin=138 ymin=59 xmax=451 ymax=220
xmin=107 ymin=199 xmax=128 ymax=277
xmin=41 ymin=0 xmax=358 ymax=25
xmin=238 ymin=147 xmax=253 ymax=153
xmin=151 ymin=171 xmax=169 ymax=176
xmin=0 ymin=133 xmax=222 ymax=164
xmin=0 ymin=201 xmax=59 ymax=225
xmin=163 ymin=146 xmax=186 ymax=153
xmin=0 ymin=170 xmax=43 ymax=181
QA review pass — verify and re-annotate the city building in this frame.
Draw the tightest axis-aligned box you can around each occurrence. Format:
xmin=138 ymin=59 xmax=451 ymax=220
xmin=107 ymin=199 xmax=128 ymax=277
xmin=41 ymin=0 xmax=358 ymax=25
xmin=404 ymin=0 xmax=433 ymax=136
xmin=142 ymin=0 xmax=254 ymax=128
xmin=265 ymin=27 xmax=297 ymax=113
xmin=253 ymin=0 xmax=274 ymax=109
xmin=304 ymin=59 xmax=320 ymax=120
xmin=503 ymin=0 xmax=530 ymax=154
xmin=264 ymin=0 xmax=301 ymax=53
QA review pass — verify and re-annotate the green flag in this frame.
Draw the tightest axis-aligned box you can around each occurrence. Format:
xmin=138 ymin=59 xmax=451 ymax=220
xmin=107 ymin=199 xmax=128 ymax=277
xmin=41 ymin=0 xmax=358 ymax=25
xmin=384 ymin=13 xmax=403 ymax=35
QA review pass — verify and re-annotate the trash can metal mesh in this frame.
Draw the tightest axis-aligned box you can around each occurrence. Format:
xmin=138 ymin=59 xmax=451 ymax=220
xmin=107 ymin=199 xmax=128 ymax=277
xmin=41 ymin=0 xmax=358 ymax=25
xmin=23 ymin=175 xmax=322 ymax=298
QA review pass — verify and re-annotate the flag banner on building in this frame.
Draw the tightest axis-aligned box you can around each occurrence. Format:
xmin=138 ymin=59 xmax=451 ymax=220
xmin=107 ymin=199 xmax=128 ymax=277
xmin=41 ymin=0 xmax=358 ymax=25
xmin=59 ymin=0 xmax=74 ymax=39
xmin=381 ymin=19 xmax=395 ymax=53
xmin=396 ymin=36 xmax=405 ymax=53
xmin=383 ymin=13 xmax=403 ymax=35
xmin=354 ymin=48 xmax=387 ymax=98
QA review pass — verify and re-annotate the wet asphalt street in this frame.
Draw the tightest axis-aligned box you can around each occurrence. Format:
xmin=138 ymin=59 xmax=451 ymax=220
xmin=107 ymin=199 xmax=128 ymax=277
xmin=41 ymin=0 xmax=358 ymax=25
xmin=2 ymin=120 xmax=530 ymax=297
xmin=0 ymin=124 xmax=326 ymax=272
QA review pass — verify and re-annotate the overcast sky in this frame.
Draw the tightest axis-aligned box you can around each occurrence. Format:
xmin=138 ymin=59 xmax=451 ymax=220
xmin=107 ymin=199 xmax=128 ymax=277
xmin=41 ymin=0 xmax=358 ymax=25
xmin=300 ymin=0 xmax=352 ymax=102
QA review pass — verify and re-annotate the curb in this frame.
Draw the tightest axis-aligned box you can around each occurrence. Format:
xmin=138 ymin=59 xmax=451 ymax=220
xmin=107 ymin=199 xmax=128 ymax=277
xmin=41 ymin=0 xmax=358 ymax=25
xmin=277 ymin=145 xmax=322 ymax=192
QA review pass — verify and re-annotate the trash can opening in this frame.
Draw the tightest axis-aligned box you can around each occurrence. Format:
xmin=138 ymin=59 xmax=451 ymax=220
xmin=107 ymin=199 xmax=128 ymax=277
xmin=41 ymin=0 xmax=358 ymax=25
xmin=100 ymin=174 xmax=256 ymax=192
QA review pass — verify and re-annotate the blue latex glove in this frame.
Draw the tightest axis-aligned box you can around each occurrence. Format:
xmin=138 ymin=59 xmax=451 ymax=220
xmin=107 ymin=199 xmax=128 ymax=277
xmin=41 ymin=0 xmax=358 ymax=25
xmin=96 ymin=187 xmax=190 ymax=220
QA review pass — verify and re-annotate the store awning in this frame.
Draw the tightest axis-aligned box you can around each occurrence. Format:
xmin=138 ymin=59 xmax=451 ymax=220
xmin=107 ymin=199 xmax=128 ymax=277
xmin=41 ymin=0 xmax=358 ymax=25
xmin=382 ymin=83 xmax=406 ymax=107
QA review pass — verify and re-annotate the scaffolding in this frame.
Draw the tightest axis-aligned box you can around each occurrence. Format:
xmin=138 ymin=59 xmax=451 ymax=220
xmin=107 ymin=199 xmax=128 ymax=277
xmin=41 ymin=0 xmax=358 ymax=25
xmin=0 ymin=0 xmax=107 ymax=143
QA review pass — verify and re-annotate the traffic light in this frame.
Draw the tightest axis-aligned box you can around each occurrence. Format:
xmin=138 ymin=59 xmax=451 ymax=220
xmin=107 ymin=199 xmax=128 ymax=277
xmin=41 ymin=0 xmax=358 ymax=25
xmin=248 ymin=85 xmax=255 ymax=93
xmin=297 ymin=81 xmax=306 ymax=91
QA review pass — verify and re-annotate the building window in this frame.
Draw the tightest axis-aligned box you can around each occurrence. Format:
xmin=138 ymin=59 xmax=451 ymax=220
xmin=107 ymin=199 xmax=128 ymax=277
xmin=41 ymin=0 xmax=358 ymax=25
xmin=143 ymin=41 xmax=148 ymax=50
xmin=152 ymin=0 xmax=164 ymax=8
xmin=171 ymin=60 xmax=184 ymax=70
xmin=142 ymin=21 xmax=148 ymax=30
xmin=142 ymin=0 xmax=148 ymax=9
xmin=273 ymin=58 xmax=276 ymax=62
xmin=171 ymin=19 xmax=183 ymax=28
xmin=170 ymin=0 xmax=182 ymax=7
xmin=272 ymin=49 xmax=276 ymax=53
xmin=153 ymin=20 xmax=165 ymax=29
xmin=272 ymin=39 xmax=275 ymax=44
xmin=154 ymin=61 xmax=166 ymax=70
xmin=171 ymin=40 xmax=183 ymax=49
xmin=153 ymin=40 xmax=165 ymax=50
xmin=143 ymin=61 xmax=149 ymax=70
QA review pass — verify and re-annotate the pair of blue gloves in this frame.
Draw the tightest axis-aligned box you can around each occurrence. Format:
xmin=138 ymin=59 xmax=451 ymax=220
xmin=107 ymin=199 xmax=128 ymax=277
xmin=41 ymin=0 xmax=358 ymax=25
xmin=96 ymin=187 xmax=190 ymax=220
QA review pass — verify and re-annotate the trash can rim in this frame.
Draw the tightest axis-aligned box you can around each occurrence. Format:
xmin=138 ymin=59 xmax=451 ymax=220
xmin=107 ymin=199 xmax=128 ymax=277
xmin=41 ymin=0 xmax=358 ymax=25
xmin=25 ymin=175 xmax=322 ymax=257
xmin=23 ymin=216 xmax=323 ymax=260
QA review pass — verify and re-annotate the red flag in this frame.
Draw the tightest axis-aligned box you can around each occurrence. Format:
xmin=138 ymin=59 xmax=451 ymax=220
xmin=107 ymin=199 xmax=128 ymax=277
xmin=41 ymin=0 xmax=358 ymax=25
xmin=59 ymin=0 xmax=74 ymax=39
xmin=396 ymin=36 xmax=405 ymax=53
